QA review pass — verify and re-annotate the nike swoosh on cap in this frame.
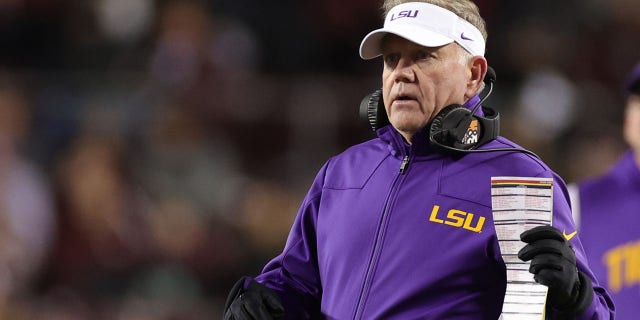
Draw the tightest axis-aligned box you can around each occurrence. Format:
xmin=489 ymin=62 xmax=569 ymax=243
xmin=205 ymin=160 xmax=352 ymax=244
xmin=460 ymin=32 xmax=473 ymax=41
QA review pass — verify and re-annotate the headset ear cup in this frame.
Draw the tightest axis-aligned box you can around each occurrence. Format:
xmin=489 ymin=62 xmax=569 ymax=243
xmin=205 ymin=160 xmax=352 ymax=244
xmin=429 ymin=104 xmax=469 ymax=150
xmin=370 ymin=89 xmax=389 ymax=131
xmin=360 ymin=89 xmax=388 ymax=132
xmin=429 ymin=105 xmax=456 ymax=138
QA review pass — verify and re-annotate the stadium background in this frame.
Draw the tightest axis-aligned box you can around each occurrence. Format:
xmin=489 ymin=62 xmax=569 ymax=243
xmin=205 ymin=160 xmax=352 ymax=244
xmin=0 ymin=0 xmax=637 ymax=318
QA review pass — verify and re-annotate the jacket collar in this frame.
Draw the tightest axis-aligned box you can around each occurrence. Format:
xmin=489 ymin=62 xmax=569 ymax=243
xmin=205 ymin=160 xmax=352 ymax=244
xmin=377 ymin=124 xmax=440 ymax=158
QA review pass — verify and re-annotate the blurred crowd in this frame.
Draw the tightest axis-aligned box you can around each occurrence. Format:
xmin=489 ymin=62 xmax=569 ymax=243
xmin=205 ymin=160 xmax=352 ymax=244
xmin=0 ymin=0 xmax=638 ymax=319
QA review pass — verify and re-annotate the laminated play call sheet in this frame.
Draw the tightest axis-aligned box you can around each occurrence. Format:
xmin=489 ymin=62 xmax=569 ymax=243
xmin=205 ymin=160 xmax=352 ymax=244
xmin=491 ymin=177 xmax=553 ymax=320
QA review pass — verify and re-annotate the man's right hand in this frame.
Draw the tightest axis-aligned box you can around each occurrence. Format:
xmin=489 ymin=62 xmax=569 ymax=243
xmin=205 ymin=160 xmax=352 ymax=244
xmin=223 ymin=277 xmax=285 ymax=320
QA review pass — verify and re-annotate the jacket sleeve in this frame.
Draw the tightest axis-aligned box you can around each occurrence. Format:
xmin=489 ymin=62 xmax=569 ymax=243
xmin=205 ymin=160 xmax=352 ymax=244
xmin=548 ymin=173 xmax=615 ymax=319
xmin=251 ymin=161 xmax=330 ymax=319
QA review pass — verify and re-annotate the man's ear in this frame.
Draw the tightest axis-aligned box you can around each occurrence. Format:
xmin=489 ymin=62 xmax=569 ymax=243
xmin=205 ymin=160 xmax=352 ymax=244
xmin=466 ymin=56 xmax=488 ymax=98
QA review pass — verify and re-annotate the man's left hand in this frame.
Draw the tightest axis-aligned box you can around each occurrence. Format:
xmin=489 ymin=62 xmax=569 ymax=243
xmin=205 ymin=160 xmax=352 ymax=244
xmin=518 ymin=225 xmax=593 ymax=317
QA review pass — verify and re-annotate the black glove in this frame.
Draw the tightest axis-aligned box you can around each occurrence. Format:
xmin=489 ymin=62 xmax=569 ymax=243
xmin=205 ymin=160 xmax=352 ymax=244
xmin=223 ymin=276 xmax=285 ymax=320
xmin=518 ymin=225 xmax=593 ymax=317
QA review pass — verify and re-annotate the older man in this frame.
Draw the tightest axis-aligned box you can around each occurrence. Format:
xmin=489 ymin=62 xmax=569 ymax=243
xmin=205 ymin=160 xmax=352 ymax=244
xmin=224 ymin=1 xmax=615 ymax=319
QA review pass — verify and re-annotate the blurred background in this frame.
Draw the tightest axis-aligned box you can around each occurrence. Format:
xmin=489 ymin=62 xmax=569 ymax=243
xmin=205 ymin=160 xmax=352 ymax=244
xmin=0 ymin=0 xmax=637 ymax=318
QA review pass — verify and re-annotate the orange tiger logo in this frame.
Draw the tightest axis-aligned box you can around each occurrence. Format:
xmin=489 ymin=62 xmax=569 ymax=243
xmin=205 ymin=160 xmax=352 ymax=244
xmin=461 ymin=119 xmax=479 ymax=145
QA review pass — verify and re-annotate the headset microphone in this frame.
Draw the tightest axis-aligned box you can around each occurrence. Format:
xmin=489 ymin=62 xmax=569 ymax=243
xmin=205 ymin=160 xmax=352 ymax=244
xmin=427 ymin=66 xmax=499 ymax=153
xmin=448 ymin=67 xmax=500 ymax=150
xmin=472 ymin=66 xmax=496 ymax=115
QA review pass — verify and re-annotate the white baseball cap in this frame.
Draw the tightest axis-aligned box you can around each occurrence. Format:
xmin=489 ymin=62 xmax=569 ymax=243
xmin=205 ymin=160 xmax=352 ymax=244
xmin=359 ymin=2 xmax=486 ymax=59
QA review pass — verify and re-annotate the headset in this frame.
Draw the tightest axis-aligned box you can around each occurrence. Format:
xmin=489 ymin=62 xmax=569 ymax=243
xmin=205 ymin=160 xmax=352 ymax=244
xmin=359 ymin=67 xmax=540 ymax=159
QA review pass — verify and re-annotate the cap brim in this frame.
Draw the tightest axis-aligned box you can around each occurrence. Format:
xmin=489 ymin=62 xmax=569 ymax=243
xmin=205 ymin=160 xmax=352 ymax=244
xmin=359 ymin=24 xmax=454 ymax=60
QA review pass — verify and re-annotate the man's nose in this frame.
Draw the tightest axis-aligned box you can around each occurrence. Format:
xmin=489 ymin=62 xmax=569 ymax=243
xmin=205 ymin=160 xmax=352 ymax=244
xmin=394 ymin=58 xmax=416 ymax=83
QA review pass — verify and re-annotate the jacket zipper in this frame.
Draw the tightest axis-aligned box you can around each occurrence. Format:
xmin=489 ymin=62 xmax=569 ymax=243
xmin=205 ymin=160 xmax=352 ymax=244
xmin=353 ymin=155 xmax=410 ymax=319
xmin=399 ymin=155 xmax=410 ymax=174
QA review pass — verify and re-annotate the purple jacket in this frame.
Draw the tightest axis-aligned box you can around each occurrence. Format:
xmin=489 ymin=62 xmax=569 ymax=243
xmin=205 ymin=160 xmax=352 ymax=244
xmin=255 ymin=124 xmax=614 ymax=319
xmin=574 ymin=150 xmax=640 ymax=320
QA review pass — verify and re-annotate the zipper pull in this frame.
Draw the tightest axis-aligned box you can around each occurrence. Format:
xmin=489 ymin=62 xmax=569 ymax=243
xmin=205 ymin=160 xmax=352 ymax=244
xmin=399 ymin=155 xmax=410 ymax=174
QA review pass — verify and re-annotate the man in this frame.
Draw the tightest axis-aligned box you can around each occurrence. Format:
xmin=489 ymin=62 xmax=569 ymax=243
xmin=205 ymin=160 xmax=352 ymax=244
xmin=569 ymin=63 xmax=640 ymax=320
xmin=224 ymin=1 xmax=615 ymax=319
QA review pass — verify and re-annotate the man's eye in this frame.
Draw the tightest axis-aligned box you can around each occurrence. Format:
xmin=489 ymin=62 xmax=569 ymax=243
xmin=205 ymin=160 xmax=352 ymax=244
xmin=384 ymin=54 xmax=399 ymax=65
xmin=416 ymin=51 xmax=432 ymax=60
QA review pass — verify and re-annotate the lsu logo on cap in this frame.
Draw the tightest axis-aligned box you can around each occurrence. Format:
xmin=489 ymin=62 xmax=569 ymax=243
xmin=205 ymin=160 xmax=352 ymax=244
xmin=461 ymin=119 xmax=479 ymax=145
xmin=390 ymin=10 xmax=419 ymax=21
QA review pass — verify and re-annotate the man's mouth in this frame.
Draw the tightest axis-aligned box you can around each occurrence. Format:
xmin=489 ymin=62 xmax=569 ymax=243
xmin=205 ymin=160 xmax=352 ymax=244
xmin=393 ymin=94 xmax=418 ymax=105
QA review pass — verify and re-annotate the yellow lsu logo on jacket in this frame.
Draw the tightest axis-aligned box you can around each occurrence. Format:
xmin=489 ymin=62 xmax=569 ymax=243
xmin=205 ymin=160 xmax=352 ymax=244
xmin=428 ymin=205 xmax=485 ymax=233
